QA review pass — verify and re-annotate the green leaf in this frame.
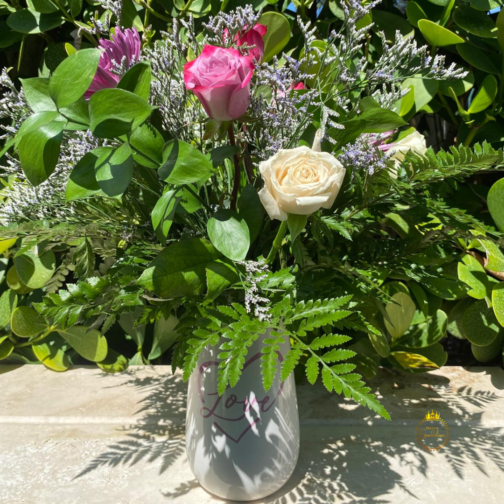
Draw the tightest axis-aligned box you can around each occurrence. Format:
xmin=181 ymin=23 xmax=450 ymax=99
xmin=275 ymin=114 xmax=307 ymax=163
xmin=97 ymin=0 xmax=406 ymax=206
xmin=18 ymin=121 xmax=64 ymax=186
xmin=33 ymin=332 xmax=71 ymax=371
xmin=371 ymin=9 xmax=414 ymax=40
xmin=89 ymin=88 xmax=154 ymax=138
xmin=305 ymin=355 xmax=319 ymax=384
xmin=259 ymin=12 xmax=290 ymax=62
xmin=358 ymin=106 xmax=407 ymax=133
xmin=488 ymin=178 xmax=504 ymax=232
xmin=458 ymin=44 xmax=500 ymax=74
xmin=438 ymin=71 xmax=474 ymax=97
xmin=457 ymin=253 xmax=493 ymax=299
xmin=148 ymin=314 xmax=178 ymax=360
xmin=406 ymin=1 xmax=427 ymax=28
xmin=97 ymin=348 xmax=129 ymax=372
xmin=205 ymin=259 xmax=239 ymax=301
xmin=471 ymin=331 xmax=504 ymax=362
xmin=0 ymin=290 xmax=17 ymax=329
xmin=463 ymin=299 xmax=501 ymax=346
xmin=94 ymin=144 xmax=134 ymax=197
xmin=396 ymin=309 xmax=448 ymax=348
xmin=468 ymin=75 xmax=497 ymax=114
xmin=281 ymin=346 xmax=303 ymax=381
xmin=14 ymin=250 xmax=56 ymax=289
xmin=401 ymin=77 xmax=439 ymax=114
xmin=58 ymin=325 xmax=108 ymax=362
xmin=20 ymin=77 xmax=56 ymax=112
xmin=117 ymin=61 xmax=151 ymax=100
xmin=207 ymin=209 xmax=250 ymax=261
xmin=453 ymin=5 xmax=498 ymax=39
xmin=152 ymin=190 xmax=181 ymax=242
xmin=384 ymin=292 xmax=416 ymax=340
xmin=418 ymin=20 xmax=465 ymax=46
xmin=447 ymin=297 xmax=474 ymax=339
xmin=11 ymin=306 xmax=47 ymax=338
xmin=422 ymin=276 xmax=469 ymax=300
xmin=49 ymin=48 xmax=101 ymax=108
xmin=261 ymin=333 xmax=283 ymax=391
xmin=26 ymin=0 xmax=58 ymax=14
xmin=470 ymin=0 xmax=501 ymax=10
xmin=0 ymin=336 xmax=14 ymax=360
xmin=6 ymin=266 xmax=31 ymax=294
xmin=210 ymin=145 xmax=240 ymax=167
xmin=137 ymin=238 xmax=221 ymax=298
xmin=159 ymin=139 xmax=213 ymax=185
xmin=479 ymin=239 xmax=504 ymax=272
xmin=66 ymin=149 xmax=104 ymax=201
xmin=390 ymin=351 xmax=440 ymax=369
xmin=237 ymin=185 xmax=264 ymax=242
xmin=129 ymin=123 xmax=164 ymax=169
xmin=287 ymin=214 xmax=307 ymax=243
xmin=15 ymin=111 xmax=62 ymax=148
xmin=6 ymin=9 xmax=63 ymax=34
xmin=492 ymin=282 xmax=504 ymax=327
xmin=68 ymin=0 xmax=82 ymax=16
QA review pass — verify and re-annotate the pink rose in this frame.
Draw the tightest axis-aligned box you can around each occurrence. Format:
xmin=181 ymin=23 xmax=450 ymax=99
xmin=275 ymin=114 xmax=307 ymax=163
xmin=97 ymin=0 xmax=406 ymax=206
xmin=231 ymin=24 xmax=267 ymax=63
xmin=183 ymin=45 xmax=255 ymax=122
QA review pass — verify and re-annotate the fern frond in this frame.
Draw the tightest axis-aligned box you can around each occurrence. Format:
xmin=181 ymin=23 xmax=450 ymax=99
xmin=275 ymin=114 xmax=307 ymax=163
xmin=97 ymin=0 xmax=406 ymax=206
xmin=260 ymin=332 xmax=285 ymax=391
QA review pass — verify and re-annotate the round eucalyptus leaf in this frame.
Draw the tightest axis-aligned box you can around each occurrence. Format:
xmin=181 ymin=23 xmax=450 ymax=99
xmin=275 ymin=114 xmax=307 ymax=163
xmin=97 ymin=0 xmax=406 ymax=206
xmin=471 ymin=331 xmax=504 ymax=363
xmin=438 ymin=71 xmax=474 ymax=97
xmin=453 ymin=5 xmax=498 ymax=39
xmin=32 ymin=332 xmax=71 ymax=371
xmin=11 ymin=306 xmax=47 ymax=338
xmin=418 ymin=20 xmax=465 ymax=47
xmin=384 ymin=292 xmax=416 ymax=340
xmin=463 ymin=299 xmax=501 ymax=346
xmin=207 ymin=210 xmax=250 ymax=262
xmin=468 ymin=75 xmax=498 ymax=114
xmin=458 ymin=44 xmax=500 ymax=74
xmin=406 ymin=1 xmax=426 ymax=28
xmin=395 ymin=309 xmax=448 ymax=348
xmin=14 ymin=250 xmax=56 ymax=289
xmin=0 ymin=336 xmax=14 ymax=360
xmin=57 ymin=325 xmax=108 ymax=362
xmin=492 ymin=282 xmax=504 ymax=327
xmin=488 ymin=178 xmax=504 ymax=232
xmin=259 ymin=12 xmax=291 ymax=63
xmin=6 ymin=267 xmax=32 ymax=294
xmin=0 ymin=289 xmax=17 ymax=329
xmin=97 ymin=348 xmax=128 ymax=373
xmin=447 ymin=298 xmax=474 ymax=339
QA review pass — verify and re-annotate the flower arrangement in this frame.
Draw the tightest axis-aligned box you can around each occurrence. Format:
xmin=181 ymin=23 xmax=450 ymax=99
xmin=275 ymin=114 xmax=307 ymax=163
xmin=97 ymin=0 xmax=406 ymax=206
xmin=2 ymin=0 xmax=504 ymax=422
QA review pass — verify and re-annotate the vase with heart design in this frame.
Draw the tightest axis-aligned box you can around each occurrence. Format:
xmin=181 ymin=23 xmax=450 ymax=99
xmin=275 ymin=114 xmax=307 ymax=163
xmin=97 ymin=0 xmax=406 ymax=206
xmin=185 ymin=329 xmax=300 ymax=501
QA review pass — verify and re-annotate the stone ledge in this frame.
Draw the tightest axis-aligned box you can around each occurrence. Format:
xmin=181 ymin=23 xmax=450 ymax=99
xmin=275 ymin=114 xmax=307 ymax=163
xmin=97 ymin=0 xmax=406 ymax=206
xmin=0 ymin=365 xmax=503 ymax=503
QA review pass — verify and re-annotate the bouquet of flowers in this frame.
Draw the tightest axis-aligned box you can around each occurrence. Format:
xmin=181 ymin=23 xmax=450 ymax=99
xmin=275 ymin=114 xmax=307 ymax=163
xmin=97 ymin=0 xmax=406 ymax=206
xmin=1 ymin=0 xmax=502 ymax=421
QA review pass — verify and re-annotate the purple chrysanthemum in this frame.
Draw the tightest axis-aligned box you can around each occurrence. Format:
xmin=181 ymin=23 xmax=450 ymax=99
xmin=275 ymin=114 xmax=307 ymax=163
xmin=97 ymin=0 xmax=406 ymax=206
xmin=84 ymin=27 xmax=141 ymax=100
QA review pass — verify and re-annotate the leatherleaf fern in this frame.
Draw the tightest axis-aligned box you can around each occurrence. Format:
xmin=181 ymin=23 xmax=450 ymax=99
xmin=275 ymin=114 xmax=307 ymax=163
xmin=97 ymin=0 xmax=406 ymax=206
xmin=179 ymin=295 xmax=390 ymax=420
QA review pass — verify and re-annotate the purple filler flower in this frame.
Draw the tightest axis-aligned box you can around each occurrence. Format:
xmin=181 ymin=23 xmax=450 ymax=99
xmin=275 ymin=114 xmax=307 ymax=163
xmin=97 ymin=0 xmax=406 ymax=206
xmin=84 ymin=27 xmax=141 ymax=100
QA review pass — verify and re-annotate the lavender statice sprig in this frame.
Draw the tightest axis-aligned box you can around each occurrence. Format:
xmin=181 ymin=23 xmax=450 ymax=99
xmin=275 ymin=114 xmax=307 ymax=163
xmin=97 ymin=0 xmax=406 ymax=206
xmin=237 ymin=260 xmax=271 ymax=322
xmin=339 ymin=135 xmax=390 ymax=177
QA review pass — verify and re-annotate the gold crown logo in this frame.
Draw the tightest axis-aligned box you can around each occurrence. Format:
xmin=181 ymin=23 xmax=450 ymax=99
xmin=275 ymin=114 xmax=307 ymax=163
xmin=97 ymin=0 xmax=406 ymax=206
xmin=425 ymin=410 xmax=441 ymax=421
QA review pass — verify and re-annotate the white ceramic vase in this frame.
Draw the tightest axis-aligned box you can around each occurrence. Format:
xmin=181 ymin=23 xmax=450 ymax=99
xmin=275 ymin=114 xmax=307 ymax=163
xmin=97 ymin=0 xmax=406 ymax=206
xmin=185 ymin=330 xmax=300 ymax=501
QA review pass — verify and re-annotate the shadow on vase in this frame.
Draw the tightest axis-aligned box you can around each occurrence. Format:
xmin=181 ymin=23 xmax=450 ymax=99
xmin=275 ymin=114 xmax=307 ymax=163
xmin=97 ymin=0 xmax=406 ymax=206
xmin=75 ymin=366 xmax=504 ymax=503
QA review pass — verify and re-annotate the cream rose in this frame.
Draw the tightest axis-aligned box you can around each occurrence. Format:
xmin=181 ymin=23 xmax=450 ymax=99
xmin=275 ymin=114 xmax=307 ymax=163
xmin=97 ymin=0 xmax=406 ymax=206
xmin=258 ymin=136 xmax=346 ymax=221
xmin=387 ymin=131 xmax=427 ymax=178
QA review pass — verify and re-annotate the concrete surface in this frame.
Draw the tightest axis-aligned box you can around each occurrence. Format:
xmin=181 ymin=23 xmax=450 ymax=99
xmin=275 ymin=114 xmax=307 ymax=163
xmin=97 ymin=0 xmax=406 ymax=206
xmin=0 ymin=365 xmax=503 ymax=504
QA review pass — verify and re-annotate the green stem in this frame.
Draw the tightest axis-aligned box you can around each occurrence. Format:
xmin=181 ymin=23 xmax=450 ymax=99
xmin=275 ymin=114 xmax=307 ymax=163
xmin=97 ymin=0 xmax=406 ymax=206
xmin=17 ymin=35 xmax=25 ymax=72
xmin=136 ymin=0 xmax=170 ymax=22
xmin=15 ymin=327 xmax=56 ymax=348
xmin=463 ymin=116 xmax=491 ymax=147
xmin=53 ymin=0 xmax=98 ymax=46
xmin=228 ymin=125 xmax=241 ymax=211
xmin=179 ymin=0 xmax=195 ymax=17
xmin=266 ymin=221 xmax=288 ymax=264
xmin=437 ymin=91 xmax=458 ymax=126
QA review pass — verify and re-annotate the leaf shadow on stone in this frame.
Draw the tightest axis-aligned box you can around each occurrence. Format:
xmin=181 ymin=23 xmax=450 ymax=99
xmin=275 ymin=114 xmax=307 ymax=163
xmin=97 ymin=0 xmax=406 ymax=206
xmin=74 ymin=367 xmax=504 ymax=503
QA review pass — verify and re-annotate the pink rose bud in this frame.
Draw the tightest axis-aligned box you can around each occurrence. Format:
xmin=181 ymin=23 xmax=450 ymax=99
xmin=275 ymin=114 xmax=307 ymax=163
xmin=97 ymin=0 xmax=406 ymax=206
xmin=236 ymin=24 xmax=267 ymax=63
xmin=183 ymin=45 xmax=255 ymax=122
xmin=223 ymin=24 xmax=267 ymax=63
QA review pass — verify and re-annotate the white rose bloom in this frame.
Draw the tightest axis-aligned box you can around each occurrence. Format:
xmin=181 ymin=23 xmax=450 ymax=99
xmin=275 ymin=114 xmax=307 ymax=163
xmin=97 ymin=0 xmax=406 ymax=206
xmin=258 ymin=139 xmax=346 ymax=221
xmin=387 ymin=131 xmax=427 ymax=178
